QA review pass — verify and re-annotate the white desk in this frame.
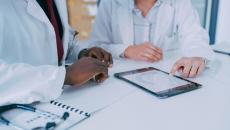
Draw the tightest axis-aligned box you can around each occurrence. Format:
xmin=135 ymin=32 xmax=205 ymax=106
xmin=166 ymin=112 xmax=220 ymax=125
xmin=71 ymin=51 xmax=230 ymax=130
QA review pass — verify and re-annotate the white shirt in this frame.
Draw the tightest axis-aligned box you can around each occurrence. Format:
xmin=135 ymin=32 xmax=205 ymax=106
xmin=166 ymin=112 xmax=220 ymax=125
xmin=133 ymin=0 xmax=162 ymax=45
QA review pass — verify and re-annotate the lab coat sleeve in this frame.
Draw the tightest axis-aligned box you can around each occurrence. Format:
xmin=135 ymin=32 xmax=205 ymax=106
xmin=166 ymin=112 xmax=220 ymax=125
xmin=177 ymin=0 xmax=215 ymax=61
xmin=89 ymin=0 xmax=130 ymax=58
xmin=0 ymin=5 xmax=65 ymax=106
xmin=0 ymin=61 xmax=66 ymax=106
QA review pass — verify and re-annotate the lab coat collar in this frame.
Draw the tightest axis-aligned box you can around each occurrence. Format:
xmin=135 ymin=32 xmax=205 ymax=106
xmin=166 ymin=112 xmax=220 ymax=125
xmin=25 ymin=0 xmax=51 ymax=25
xmin=23 ymin=0 xmax=69 ymax=64
xmin=130 ymin=0 xmax=163 ymax=11
xmin=53 ymin=0 xmax=69 ymax=31
xmin=132 ymin=0 xmax=163 ymax=15
xmin=24 ymin=0 xmax=68 ymax=33
xmin=53 ymin=0 xmax=69 ymax=61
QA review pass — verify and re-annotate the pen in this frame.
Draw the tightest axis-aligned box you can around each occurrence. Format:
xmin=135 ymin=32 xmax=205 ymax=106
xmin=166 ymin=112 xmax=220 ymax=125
xmin=214 ymin=50 xmax=230 ymax=56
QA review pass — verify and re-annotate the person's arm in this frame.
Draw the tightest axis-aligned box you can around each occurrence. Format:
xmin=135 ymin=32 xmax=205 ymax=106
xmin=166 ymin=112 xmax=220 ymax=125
xmin=90 ymin=0 xmax=163 ymax=62
xmin=170 ymin=0 xmax=215 ymax=78
xmin=177 ymin=0 xmax=214 ymax=61
xmin=0 ymin=60 xmax=66 ymax=106
xmin=0 ymin=58 xmax=109 ymax=106
xmin=0 ymin=12 xmax=65 ymax=106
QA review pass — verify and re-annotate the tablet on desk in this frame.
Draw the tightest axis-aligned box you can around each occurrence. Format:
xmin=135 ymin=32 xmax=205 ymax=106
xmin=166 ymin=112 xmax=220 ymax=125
xmin=114 ymin=67 xmax=202 ymax=99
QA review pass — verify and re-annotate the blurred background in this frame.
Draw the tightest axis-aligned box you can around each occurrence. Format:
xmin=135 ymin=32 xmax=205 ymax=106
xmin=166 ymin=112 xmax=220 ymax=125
xmin=67 ymin=0 xmax=230 ymax=45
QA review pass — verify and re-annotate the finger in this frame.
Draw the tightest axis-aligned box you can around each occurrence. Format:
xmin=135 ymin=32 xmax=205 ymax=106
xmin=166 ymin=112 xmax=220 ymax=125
xmin=109 ymin=54 xmax=113 ymax=67
xmin=152 ymin=51 xmax=163 ymax=60
xmin=170 ymin=62 xmax=184 ymax=75
xmin=143 ymin=48 xmax=163 ymax=61
xmin=141 ymin=53 xmax=158 ymax=62
xmin=197 ymin=62 xmax=205 ymax=76
xmin=145 ymin=48 xmax=162 ymax=60
xmin=148 ymin=47 xmax=162 ymax=56
xmin=138 ymin=53 xmax=153 ymax=62
xmin=178 ymin=67 xmax=183 ymax=73
xmin=89 ymin=50 xmax=103 ymax=61
xmin=90 ymin=58 xmax=108 ymax=70
xmin=93 ymin=60 xmax=108 ymax=68
xmin=147 ymin=44 xmax=163 ymax=55
xmin=95 ymin=72 xmax=109 ymax=83
xmin=101 ymin=51 xmax=112 ymax=66
xmin=150 ymin=48 xmax=163 ymax=60
xmin=93 ymin=60 xmax=108 ymax=72
xmin=98 ymin=49 xmax=106 ymax=62
xmin=189 ymin=63 xmax=200 ymax=78
xmin=93 ymin=69 xmax=108 ymax=82
xmin=138 ymin=55 xmax=151 ymax=62
xmin=154 ymin=47 xmax=163 ymax=55
xmin=182 ymin=63 xmax=192 ymax=78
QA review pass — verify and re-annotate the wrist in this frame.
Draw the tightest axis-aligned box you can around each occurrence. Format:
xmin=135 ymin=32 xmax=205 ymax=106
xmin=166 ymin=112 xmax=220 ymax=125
xmin=64 ymin=68 xmax=72 ymax=85
xmin=124 ymin=45 xmax=133 ymax=58
xmin=203 ymin=58 xmax=210 ymax=67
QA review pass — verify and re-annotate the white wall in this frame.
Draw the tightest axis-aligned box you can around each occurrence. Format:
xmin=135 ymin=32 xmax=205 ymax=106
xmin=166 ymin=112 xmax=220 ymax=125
xmin=215 ymin=0 xmax=230 ymax=44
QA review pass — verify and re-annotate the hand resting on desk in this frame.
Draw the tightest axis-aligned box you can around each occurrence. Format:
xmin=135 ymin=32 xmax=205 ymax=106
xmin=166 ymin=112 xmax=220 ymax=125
xmin=64 ymin=57 xmax=109 ymax=86
xmin=170 ymin=57 xmax=206 ymax=78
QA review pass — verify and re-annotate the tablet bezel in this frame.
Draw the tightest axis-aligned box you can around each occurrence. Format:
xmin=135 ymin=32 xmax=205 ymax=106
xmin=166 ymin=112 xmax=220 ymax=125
xmin=114 ymin=67 xmax=202 ymax=99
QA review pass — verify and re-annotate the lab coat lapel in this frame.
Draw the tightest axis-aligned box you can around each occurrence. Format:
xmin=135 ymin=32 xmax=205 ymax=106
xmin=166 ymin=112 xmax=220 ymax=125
xmin=25 ymin=0 xmax=53 ymax=31
xmin=116 ymin=0 xmax=134 ymax=45
xmin=153 ymin=3 xmax=175 ymax=47
xmin=54 ymin=0 xmax=69 ymax=60
xmin=26 ymin=0 xmax=69 ymax=62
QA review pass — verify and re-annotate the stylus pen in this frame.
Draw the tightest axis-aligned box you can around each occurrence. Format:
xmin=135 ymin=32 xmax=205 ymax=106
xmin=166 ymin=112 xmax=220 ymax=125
xmin=214 ymin=50 xmax=230 ymax=56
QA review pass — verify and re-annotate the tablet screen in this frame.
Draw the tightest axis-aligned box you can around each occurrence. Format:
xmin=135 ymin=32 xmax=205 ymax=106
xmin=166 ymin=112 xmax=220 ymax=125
xmin=122 ymin=69 xmax=190 ymax=93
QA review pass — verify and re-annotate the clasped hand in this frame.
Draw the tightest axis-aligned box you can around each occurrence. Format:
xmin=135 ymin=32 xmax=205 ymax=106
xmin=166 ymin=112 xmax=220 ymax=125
xmin=65 ymin=47 xmax=113 ymax=86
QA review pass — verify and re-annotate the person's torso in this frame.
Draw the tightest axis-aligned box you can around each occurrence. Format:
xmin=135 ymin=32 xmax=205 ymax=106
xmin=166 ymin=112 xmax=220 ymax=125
xmin=133 ymin=0 xmax=161 ymax=45
xmin=0 ymin=0 xmax=69 ymax=66
xmin=111 ymin=0 xmax=179 ymax=51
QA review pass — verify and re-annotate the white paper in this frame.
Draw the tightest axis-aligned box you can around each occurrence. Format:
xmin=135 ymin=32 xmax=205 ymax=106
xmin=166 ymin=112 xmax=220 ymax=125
xmin=2 ymin=103 xmax=87 ymax=130
xmin=56 ymin=76 xmax=136 ymax=114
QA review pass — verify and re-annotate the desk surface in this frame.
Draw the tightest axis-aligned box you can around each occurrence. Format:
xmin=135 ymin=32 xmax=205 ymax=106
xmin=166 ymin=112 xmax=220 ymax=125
xmin=72 ymin=51 xmax=230 ymax=130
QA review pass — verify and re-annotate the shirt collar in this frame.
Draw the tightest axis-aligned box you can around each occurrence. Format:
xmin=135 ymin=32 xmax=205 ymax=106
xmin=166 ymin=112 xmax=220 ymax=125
xmin=132 ymin=0 xmax=163 ymax=14
xmin=131 ymin=0 xmax=163 ymax=10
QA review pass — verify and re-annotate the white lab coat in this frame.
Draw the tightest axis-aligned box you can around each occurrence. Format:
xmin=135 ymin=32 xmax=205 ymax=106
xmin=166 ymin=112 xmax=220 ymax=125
xmin=89 ymin=0 xmax=214 ymax=60
xmin=0 ymin=0 xmax=83 ymax=105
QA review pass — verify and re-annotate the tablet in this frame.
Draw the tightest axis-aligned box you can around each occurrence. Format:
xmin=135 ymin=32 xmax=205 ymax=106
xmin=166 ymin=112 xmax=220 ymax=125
xmin=114 ymin=67 xmax=202 ymax=99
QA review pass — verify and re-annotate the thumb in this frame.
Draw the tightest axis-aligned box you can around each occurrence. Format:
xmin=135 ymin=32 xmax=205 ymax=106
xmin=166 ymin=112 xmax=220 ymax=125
xmin=170 ymin=63 xmax=182 ymax=75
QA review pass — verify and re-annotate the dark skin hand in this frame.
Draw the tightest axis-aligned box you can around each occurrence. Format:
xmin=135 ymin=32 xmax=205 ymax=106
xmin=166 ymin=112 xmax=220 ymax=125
xmin=79 ymin=47 xmax=113 ymax=67
xmin=64 ymin=57 xmax=109 ymax=86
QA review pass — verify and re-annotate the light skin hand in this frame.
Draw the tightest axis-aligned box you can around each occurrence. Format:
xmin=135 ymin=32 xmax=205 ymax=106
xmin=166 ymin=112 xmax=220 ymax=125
xmin=124 ymin=42 xmax=163 ymax=62
xmin=170 ymin=57 xmax=206 ymax=78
